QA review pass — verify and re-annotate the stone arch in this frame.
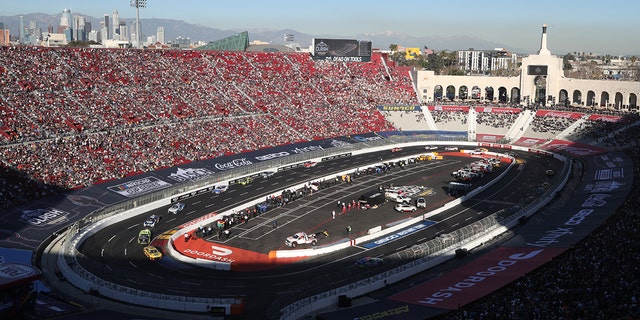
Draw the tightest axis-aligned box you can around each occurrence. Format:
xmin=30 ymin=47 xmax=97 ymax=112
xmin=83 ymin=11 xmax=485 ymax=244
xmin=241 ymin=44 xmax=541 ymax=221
xmin=614 ymin=92 xmax=624 ymax=110
xmin=534 ymin=76 xmax=546 ymax=104
xmin=572 ymin=90 xmax=582 ymax=105
xmin=498 ymin=87 xmax=508 ymax=103
xmin=559 ymin=89 xmax=569 ymax=106
xmin=459 ymin=86 xmax=468 ymax=100
xmin=485 ymin=86 xmax=494 ymax=102
xmin=510 ymin=87 xmax=520 ymax=103
xmin=586 ymin=90 xmax=596 ymax=107
xmin=599 ymin=91 xmax=610 ymax=107
xmin=471 ymin=85 xmax=481 ymax=99
xmin=630 ymin=93 xmax=638 ymax=109
xmin=434 ymin=85 xmax=443 ymax=101
xmin=446 ymin=85 xmax=456 ymax=100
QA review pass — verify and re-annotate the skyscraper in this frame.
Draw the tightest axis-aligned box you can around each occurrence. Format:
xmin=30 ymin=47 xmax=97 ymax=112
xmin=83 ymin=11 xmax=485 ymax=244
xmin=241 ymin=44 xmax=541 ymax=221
xmin=60 ymin=9 xmax=71 ymax=28
xmin=112 ymin=11 xmax=120 ymax=40
xmin=103 ymin=14 xmax=110 ymax=40
xmin=157 ymin=26 xmax=165 ymax=44
xmin=60 ymin=9 xmax=73 ymax=41
xmin=19 ymin=16 xmax=24 ymax=43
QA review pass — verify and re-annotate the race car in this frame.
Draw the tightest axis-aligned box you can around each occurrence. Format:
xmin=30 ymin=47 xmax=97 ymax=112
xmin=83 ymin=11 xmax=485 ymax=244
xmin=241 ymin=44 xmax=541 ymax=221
xmin=238 ymin=177 xmax=253 ymax=186
xmin=143 ymin=246 xmax=163 ymax=261
xmin=425 ymin=146 xmax=438 ymax=150
xmin=391 ymin=147 xmax=403 ymax=152
xmin=168 ymin=202 xmax=185 ymax=214
xmin=394 ymin=203 xmax=417 ymax=212
xmin=444 ymin=146 xmax=459 ymax=151
xmin=355 ymin=256 xmax=384 ymax=269
xmin=143 ymin=214 xmax=161 ymax=228
xmin=260 ymin=171 xmax=276 ymax=179
xmin=138 ymin=229 xmax=151 ymax=245
xmin=212 ymin=184 xmax=228 ymax=194
xmin=303 ymin=161 xmax=317 ymax=168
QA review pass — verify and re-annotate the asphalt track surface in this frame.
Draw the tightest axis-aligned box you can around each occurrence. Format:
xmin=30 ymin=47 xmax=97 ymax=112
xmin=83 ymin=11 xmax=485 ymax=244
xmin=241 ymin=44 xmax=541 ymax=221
xmin=71 ymin=146 xmax=563 ymax=318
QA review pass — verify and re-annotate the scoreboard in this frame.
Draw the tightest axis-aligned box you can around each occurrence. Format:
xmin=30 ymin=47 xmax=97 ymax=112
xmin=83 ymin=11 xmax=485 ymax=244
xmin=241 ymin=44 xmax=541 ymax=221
xmin=312 ymin=38 xmax=372 ymax=62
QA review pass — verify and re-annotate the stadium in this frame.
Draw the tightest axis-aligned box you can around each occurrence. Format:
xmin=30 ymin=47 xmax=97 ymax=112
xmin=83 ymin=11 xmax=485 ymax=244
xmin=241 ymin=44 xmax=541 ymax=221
xmin=0 ymin=25 xmax=639 ymax=320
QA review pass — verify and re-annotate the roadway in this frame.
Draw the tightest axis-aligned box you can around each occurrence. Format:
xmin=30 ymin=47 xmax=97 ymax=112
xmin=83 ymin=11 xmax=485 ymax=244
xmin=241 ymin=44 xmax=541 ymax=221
xmin=68 ymin=146 xmax=563 ymax=317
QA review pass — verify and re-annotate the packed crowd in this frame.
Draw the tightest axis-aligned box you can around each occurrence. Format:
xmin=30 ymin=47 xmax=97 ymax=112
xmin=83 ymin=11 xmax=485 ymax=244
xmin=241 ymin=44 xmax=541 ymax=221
xmin=0 ymin=47 xmax=415 ymax=209
xmin=529 ymin=114 xmax=578 ymax=134
xmin=569 ymin=113 xmax=640 ymax=143
xmin=431 ymin=110 xmax=468 ymax=125
xmin=475 ymin=110 xmax=520 ymax=129
xmin=440 ymin=129 xmax=640 ymax=320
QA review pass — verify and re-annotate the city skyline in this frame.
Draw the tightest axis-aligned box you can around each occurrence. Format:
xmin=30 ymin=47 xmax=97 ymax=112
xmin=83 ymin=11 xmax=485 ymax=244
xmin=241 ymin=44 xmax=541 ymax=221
xmin=2 ymin=0 xmax=640 ymax=55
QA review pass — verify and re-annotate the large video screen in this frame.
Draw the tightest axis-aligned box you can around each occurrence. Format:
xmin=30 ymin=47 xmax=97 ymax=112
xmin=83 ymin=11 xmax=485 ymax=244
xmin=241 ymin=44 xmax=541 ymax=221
xmin=312 ymin=38 xmax=372 ymax=62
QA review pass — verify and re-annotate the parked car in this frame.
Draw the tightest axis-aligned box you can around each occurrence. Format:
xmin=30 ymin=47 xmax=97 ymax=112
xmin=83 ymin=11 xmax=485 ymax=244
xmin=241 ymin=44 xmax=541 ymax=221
xmin=416 ymin=197 xmax=427 ymax=208
xmin=394 ymin=203 xmax=417 ymax=212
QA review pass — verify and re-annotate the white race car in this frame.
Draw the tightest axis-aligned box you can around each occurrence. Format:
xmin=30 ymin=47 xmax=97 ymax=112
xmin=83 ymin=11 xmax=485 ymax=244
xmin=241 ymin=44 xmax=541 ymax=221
xmin=168 ymin=202 xmax=185 ymax=214
xmin=143 ymin=214 xmax=161 ymax=228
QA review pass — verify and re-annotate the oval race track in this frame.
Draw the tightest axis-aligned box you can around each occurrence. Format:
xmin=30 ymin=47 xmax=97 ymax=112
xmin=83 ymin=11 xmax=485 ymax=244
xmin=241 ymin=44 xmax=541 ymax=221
xmin=71 ymin=146 xmax=563 ymax=317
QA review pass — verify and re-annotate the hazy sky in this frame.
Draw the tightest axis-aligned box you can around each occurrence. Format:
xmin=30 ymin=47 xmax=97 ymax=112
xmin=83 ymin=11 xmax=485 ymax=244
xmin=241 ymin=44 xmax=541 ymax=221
xmin=4 ymin=0 xmax=640 ymax=55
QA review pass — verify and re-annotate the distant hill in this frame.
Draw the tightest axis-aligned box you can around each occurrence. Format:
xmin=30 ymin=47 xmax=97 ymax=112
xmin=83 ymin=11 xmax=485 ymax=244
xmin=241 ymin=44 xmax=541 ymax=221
xmin=0 ymin=13 xmax=527 ymax=53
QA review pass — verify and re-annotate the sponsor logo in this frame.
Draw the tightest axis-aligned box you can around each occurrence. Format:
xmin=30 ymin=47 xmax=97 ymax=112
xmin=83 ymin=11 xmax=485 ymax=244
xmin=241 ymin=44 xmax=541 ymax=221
xmin=168 ymin=167 xmax=215 ymax=182
xmin=108 ymin=176 xmax=172 ymax=197
xmin=526 ymin=209 xmax=595 ymax=248
xmin=546 ymin=143 xmax=600 ymax=156
xmin=66 ymin=194 xmax=106 ymax=207
xmin=182 ymin=247 xmax=235 ymax=263
xmin=255 ymin=151 xmax=290 ymax=161
xmin=0 ymin=263 xmax=35 ymax=279
xmin=584 ymin=180 xmax=625 ymax=193
xmin=314 ymin=41 xmax=329 ymax=55
xmin=353 ymin=135 xmax=383 ymax=142
xmin=544 ymin=112 xmax=573 ymax=118
xmin=582 ymin=194 xmax=611 ymax=207
xmin=419 ymin=249 xmax=544 ymax=305
xmin=324 ymin=56 xmax=363 ymax=62
xmin=520 ymin=139 xmax=541 ymax=145
xmin=214 ymin=158 xmax=253 ymax=171
xmin=329 ymin=139 xmax=351 ymax=148
xmin=594 ymin=168 xmax=624 ymax=180
xmin=290 ymin=145 xmax=324 ymax=154
xmin=21 ymin=208 xmax=69 ymax=227
xmin=378 ymin=105 xmax=419 ymax=111
xmin=358 ymin=305 xmax=410 ymax=320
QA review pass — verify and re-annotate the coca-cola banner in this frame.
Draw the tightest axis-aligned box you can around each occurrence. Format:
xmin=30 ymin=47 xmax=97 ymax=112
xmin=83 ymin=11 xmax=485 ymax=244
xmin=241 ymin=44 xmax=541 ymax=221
xmin=535 ymin=110 xmax=584 ymax=119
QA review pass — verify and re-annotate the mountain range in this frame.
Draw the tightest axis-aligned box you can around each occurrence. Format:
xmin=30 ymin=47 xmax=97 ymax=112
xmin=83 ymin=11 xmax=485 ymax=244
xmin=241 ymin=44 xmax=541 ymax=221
xmin=1 ymin=13 xmax=528 ymax=53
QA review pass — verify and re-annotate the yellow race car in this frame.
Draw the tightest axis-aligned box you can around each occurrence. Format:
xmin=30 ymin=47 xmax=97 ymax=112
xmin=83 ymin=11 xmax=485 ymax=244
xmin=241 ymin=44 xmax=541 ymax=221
xmin=143 ymin=246 xmax=163 ymax=261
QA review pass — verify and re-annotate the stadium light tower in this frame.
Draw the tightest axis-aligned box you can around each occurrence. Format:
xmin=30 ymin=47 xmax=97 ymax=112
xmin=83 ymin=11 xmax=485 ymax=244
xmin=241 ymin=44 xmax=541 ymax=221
xmin=130 ymin=0 xmax=147 ymax=49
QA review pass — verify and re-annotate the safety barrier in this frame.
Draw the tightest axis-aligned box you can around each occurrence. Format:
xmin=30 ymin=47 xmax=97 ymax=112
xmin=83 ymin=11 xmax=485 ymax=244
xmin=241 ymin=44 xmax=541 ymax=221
xmin=52 ymin=137 xmax=567 ymax=317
